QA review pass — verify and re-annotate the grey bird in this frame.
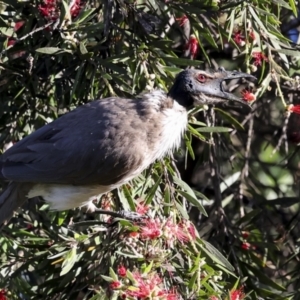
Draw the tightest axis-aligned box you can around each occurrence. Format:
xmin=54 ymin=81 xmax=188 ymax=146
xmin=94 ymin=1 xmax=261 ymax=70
xmin=0 ymin=68 xmax=255 ymax=226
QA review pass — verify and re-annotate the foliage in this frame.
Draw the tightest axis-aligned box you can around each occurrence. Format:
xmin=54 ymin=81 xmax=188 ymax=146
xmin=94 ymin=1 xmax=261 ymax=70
xmin=0 ymin=0 xmax=300 ymax=299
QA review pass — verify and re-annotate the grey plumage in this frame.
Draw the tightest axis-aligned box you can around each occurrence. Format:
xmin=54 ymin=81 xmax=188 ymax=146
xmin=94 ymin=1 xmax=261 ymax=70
xmin=0 ymin=68 xmax=255 ymax=225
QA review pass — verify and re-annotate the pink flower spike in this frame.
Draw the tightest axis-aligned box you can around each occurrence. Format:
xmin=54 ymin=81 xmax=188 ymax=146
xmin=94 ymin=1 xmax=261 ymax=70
xmin=287 ymin=104 xmax=300 ymax=114
xmin=117 ymin=265 xmax=127 ymax=277
xmin=14 ymin=21 xmax=25 ymax=31
xmin=185 ymin=35 xmax=199 ymax=60
xmin=241 ymin=89 xmax=256 ymax=102
xmin=140 ymin=219 xmax=162 ymax=239
xmin=230 ymin=287 xmax=245 ymax=300
xmin=110 ymin=280 xmax=121 ymax=289
xmin=136 ymin=200 xmax=149 ymax=215
xmin=252 ymin=51 xmax=268 ymax=66
xmin=0 ymin=290 xmax=6 ymax=300
xmin=241 ymin=242 xmax=251 ymax=250
xmin=233 ymin=31 xmax=245 ymax=46
xmin=176 ymin=14 xmax=188 ymax=27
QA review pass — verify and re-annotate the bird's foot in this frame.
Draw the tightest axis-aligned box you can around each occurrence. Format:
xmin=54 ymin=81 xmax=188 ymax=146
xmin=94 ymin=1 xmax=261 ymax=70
xmin=90 ymin=209 xmax=146 ymax=222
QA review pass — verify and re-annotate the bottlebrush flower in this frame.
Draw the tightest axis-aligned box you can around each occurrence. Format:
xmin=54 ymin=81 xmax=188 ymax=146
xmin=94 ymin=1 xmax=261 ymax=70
xmin=14 ymin=21 xmax=25 ymax=31
xmin=176 ymin=14 xmax=189 ymax=27
xmin=110 ymin=280 xmax=121 ymax=289
xmin=287 ymin=104 xmax=300 ymax=114
xmin=38 ymin=0 xmax=59 ymax=20
xmin=163 ymin=219 xmax=196 ymax=247
xmin=185 ymin=35 xmax=199 ymax=60
xmin=126 ymin=271 xmax=162 ymax=298
xmin=241 ymin=242 xmax=251 ymax=250
xmin=241 ymin=89 xmax=256 ymax=102
xmin=136 ymin=200 xmax=149 ymax=214
xmin=38 ymin=0 xmax=83 ymax=21
xmin=117 ymin=265 xmax=127 ymax=277
xmin=0 ymin=290 xmax=7 ymax=300
xmin=140 ymin=219 xmax=162 ymax=239
xmin=69 ymin=0 xmax=81 ymax=17
xmin=230 ymin=287 xmax=245 ymax=300
xmin=242 ymin=231 xmax=250 ymax=239
xmin=233 ymin=30 xmax=245 ymax=46
xmin=252 ymin=51 xmax=268 ymax=66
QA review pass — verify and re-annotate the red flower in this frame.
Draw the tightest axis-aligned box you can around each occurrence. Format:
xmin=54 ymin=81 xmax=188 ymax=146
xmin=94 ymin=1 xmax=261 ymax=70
xmin=176 ymin=14 xmax=188 ymax=27
xmin=7 ymin=38 xmax=16 ymax=46
xmin=38 ymin=0 xmax=59 ymax=20
xmin=126 ymin=272 xmax=162 ymax=298
xmin=110 ymin=281 xmax=121 ymax=289
xmin=70 ymin=0 xmax=81 ymax=18
xmin=136 ymin=201 xmax=149 ymax=215
xmin=230 ymin=287 xmax=245 ymax=300
xmin=140 ymin=219 xmax=162 ymax=240
xmin=241 ymin=89 xmax=256 ymax=102
xmin=0 ymin=290 xmax=6 ymax=300
xmin=117 ymin=265 xmax=127 ymax=277
xmin=177 ymin=220 xmax=196 ymax=242
xmin=287 ymin=104 xmax=300 ymax=114
xmin=14 ymin=21 xmax=25 ymax=31
xmin=233 ymin=31 xmax=245 ymax=46
xmin=38 ymin=0 xmax=83 ymax=21
xmin=128 ymin=231 xmax=139 ymax=239
xmin=241 ymin=242 xmax=251 ymax=250
xmin=252 ymin=51 xmax=268 ymax=66
xmin=185 ymin=35 xmax=199 ymax=60
xmin=163 ymin=219 xmax=196 ymax=247
xmin=158 ymin=289 xmax=178 ymax=300
xmin=242 ymin=231 xmax=250 ymax=239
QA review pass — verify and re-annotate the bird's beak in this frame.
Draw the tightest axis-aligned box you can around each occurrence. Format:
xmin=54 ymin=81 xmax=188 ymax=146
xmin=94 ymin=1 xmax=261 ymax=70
xmin=219 ymin=71 xmax=256 ymax=104
xmin=192 ymin=68 xmax=257 ymax=106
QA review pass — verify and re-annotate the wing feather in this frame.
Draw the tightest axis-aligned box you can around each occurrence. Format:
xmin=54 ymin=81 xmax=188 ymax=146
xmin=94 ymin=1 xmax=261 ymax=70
xmin=1 ymin=97 xmax=152 ymax=185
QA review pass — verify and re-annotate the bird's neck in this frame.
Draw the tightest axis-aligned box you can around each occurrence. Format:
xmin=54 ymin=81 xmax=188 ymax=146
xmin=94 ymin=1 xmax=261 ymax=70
xmin=167 ymin=87 xmax=194 ymax=109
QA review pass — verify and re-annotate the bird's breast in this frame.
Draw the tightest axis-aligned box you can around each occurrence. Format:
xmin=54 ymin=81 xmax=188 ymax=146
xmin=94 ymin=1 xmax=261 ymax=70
xmin=144 ymin=99 xmax=188 ymax=161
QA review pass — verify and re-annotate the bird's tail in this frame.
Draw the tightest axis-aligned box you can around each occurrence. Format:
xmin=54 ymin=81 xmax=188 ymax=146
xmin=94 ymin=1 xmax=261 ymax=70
xmin=0 ymin=182 xmax=31 ymax=228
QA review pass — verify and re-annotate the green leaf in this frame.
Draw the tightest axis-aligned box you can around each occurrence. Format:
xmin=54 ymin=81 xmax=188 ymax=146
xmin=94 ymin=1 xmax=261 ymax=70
xmin=145 ymin=174 xmax=163 ymax=204
xmin=36 ymin=47 xmax=73 ymax=55
xmin=0 ymin=27 xmax=13 ymax=36
xmin=201 ymin=240 xmax=235 ymax=272
xmin=220 ymin=172 xmax=241 ymax=193
xmin=61 ymin=0 xmax=71 ymax=21
xmin=163 ymin=56 xmax=203 ymax=66
xmin=74 ymin=8 xmax=96 ymax=24
xmin=214 ymin=108 xmax=245 ymax=130
xmin=184 ymin=133 xmax=195 ymax=160
xmin=288 ymin=0 xmax=297 ymax=16
xmin=60 ymin=247 xmax=77 ymax=276
xmin=243 ymin=263 xmax=286 ymax=291
xmin=118 ymin=185 xmax=134 ymax=211
xmin=177 ymin=189 xmax=207 ymax=216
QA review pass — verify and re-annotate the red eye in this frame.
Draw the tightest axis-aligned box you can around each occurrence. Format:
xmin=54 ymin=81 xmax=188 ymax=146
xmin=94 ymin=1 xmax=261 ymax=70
xmin=197 ymin=74 xmax=207 ymax=83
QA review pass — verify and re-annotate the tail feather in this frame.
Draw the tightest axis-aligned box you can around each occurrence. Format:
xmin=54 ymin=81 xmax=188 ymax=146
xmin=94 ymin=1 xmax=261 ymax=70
xmin=0 ymin=182 xmax=32 ymax=227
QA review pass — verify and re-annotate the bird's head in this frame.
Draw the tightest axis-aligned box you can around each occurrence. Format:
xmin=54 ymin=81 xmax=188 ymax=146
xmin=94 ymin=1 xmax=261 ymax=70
xmin=168 ymin=68 xmax=256 ymax=108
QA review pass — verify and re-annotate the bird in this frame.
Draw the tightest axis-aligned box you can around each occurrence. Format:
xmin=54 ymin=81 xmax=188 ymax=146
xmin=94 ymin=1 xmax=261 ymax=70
xmin=0 ymin=68 xmax=255 ymax=226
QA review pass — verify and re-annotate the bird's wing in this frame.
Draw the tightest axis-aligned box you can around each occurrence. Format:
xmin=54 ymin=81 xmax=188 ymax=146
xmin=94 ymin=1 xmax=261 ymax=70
xmin=0 ymin=98 xmax=151 ymax=186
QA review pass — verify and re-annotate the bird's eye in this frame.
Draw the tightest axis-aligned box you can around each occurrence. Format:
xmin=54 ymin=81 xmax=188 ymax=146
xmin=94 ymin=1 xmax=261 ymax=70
xmin=197 ymin=74 xmax=207 ymax=83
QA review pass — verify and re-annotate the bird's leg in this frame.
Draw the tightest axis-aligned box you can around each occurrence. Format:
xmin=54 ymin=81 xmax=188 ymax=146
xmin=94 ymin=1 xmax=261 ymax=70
xmin=88 ymin=209 xmax=146 ymax=222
